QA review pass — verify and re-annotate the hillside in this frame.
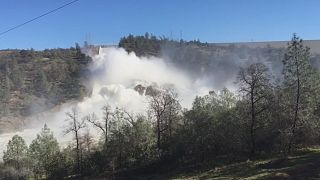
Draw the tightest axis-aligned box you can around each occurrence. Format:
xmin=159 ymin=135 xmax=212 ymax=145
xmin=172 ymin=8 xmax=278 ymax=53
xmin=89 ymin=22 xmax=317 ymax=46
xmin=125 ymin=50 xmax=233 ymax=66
xmin=118 ymin=34 xmax=320 ymax=88
xmin=119 ymin=34 xmax=320 ymax=55
xmin=114 ymin=148 xmax=320 ymax=179
xmin=0 ymin=45 xmax=91 ymax=132
xmin=2 ymin=35 xmax=320 ymax=179
xmin=2 ymin=35 xmax=320 ymax=132
xmin=213 ymin=39 xmax=320 ymax=53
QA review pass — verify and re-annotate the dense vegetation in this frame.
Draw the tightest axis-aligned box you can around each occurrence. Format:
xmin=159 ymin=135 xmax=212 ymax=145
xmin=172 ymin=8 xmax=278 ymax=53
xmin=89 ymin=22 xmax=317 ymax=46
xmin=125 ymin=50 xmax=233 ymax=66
xmin=0 ymin=44 xmax=91 ymax=132
xmin=2 ymin=34 xmax=320 ymax=179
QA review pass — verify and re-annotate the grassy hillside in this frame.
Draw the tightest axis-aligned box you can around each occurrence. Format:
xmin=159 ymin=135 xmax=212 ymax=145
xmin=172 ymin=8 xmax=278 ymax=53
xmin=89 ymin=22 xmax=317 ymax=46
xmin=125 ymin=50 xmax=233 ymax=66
xmin=172 ymin=148 xmax=320 ymax=180
xmin=113 ymin=148 xmax=320 ymax=180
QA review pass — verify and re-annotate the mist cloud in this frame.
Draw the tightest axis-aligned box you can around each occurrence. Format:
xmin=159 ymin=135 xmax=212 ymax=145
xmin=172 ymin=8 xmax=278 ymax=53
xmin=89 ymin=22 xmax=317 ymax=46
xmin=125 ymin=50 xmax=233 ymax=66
xmin=0 ymin=47 xmax=214 ymax=157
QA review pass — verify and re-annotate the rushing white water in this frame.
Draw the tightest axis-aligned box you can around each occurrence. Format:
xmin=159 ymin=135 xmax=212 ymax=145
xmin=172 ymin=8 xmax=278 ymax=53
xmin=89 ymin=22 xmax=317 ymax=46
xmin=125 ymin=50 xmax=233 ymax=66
xmin=0 ymin=47 xmax=214 ymax=158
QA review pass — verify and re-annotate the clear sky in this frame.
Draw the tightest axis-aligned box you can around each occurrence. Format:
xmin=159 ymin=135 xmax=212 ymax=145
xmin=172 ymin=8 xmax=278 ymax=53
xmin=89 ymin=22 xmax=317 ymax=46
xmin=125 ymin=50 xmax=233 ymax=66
xmin=0 ymin=0 xmax=320 ymax=49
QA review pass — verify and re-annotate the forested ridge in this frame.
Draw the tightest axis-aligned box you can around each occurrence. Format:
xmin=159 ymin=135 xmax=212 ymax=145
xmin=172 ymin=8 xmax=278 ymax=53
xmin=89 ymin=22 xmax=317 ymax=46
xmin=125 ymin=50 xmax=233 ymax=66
xmin=0 ymin=44 xmax=91 ymax=132
xmin=119 ymin=33 xmax=320 ymax=88
xmin=2 ymin=34 xmax=320 ymax=179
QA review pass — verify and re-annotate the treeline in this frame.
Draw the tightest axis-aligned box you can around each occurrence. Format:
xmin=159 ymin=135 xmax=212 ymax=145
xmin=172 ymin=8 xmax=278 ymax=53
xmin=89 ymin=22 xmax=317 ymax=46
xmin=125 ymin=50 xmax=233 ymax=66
xmin=118 ymin=33 xmax=207 ymax=57
xmin=2 ymin=35 xmax=320 ymax=179
xmin=119 ymin=33 xmax=320 ymax=83
xmin=0 ymin=44 xmax=91 ymax=132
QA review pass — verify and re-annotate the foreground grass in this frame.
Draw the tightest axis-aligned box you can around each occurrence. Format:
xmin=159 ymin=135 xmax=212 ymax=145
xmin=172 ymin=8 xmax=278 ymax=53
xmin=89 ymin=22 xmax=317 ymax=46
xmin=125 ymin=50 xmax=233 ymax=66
xmin=111 ymin=148 xmax=320 ymax=179
xmin=168 ymin=148 xmax=320 ymax=180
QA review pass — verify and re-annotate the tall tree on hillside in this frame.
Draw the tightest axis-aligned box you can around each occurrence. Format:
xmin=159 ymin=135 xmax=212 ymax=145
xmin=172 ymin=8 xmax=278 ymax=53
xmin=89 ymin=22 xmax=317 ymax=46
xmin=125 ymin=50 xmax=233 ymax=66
xmin=237 ymin=63 xmax=273 ymax=155
xmin=8 ymin=58 xmax=24 ymax=89
xmin=282 ymin=34 xmax=314 ymax=154
xmin=149 ymin=89 xmax=180 ymax=154
xmin=182 ymin=89 xmax=239 ymax=161
xmin=35 ymin=65 xmax=50 ymax=95
xmin=3 ymin=135 xmax=28 ymax=171
xmin=64 ymin=108 xmax=86 ymax=176
xmin=75 ymin=43 xmax=82 ymax=59
xmin=0 ymin=60 xmax=11 ymax=116
xmin=28 ymin=124 xmax=60 ymax=178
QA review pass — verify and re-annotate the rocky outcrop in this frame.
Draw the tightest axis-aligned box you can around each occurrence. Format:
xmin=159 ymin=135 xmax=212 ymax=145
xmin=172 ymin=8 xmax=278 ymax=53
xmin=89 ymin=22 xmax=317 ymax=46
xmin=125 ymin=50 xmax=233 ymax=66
xmin=134 ymin=84 xmax=160 ymax=97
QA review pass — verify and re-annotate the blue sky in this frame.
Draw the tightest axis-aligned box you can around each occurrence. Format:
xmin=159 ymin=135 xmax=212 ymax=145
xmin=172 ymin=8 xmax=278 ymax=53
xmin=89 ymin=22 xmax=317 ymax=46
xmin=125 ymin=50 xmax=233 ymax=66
xmin=0 ymin=0 xmax=320 ymax=49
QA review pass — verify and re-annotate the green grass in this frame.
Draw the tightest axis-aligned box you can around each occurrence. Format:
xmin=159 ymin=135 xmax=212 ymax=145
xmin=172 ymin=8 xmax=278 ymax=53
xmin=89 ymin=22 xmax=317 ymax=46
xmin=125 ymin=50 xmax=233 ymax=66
xmin=168 ymin=148 xmax=320 ymax=180
xmin=94 ymin=148 xmax=320 ymax=179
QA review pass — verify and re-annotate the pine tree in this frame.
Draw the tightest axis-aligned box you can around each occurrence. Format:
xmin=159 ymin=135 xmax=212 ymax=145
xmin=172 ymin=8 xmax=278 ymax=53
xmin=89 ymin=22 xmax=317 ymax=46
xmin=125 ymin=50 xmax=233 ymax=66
xmin=282 ymin=34 xmax=314 ymax=153
xmin=28 ymin=124 xmax=60 ymax=178
xmin=3 ymin=135 xmax=28 ymax=170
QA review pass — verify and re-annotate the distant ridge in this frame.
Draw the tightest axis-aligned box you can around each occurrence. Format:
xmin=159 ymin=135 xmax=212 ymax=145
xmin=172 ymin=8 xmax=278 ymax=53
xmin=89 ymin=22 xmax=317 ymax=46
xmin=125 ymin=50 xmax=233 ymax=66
xmin=91 ymin=40 xmax=320 ymax=55
xmin=211 ymin=40 xmax=320 ymax=53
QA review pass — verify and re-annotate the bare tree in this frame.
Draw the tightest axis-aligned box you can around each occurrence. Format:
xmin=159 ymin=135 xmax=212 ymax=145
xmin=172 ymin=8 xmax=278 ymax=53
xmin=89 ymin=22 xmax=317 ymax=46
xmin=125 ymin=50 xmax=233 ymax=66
xmin=86 ymin=105 xmax=112 ymax=147
xmin=237 ymin=63 xmax=272 ymax=155
xmin=64 ymin=108 xmax=86 ymax=176
xmin=82 ymin=128 xmax=94 ymax=153
xmin=149 ymin=89 xmax=180 ymax=152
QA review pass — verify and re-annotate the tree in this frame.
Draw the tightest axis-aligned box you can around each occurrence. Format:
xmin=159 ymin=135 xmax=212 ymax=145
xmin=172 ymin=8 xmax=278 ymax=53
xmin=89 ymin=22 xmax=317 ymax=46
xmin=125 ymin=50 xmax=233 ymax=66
xmin=3 ymin=135 xmax=28 ymax=172
xmin=28 ymin=124 xmax=60 ymax=178
xmin=106 ymin=109 xmax=156 ymax=169
xmin=282 ymin=34 xmax=314 ymax=153
xmin=0 ymin=60 xmax=11 ymax=117
xmin=35 ymin=65 xmax=50 ymax=95
xmin=8 ymin=58 xmax=24 ymax=89
xmin=238 ymin=63 xmax=272 ymax=155
xmin=237 ymin=63 xmax=273 ymax=155
xmin=64 ymin=108 xmax=86 ymax=176
xmin=45 ymin=151 xmax=68 ymax=179
xmin=181 ymin=89 xmax=240 ymax=161
xmin=86 ymin=105 xmax=112 ymax=147
xmin=123 ymin=114 xmax=156 ymax=165
xmin=149 ymin=89 xmax=181 ymax=154
xmin=82 ymin=129 xmax=94 ymax=153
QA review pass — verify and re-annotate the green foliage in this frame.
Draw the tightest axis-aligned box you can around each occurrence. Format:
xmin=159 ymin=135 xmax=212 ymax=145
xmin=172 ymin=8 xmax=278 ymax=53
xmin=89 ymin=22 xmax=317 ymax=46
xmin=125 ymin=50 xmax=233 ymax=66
xmin=281 ymin=34 xmax=318 ymax=153
xmin=8 ymin=58 xmax=24 ymax=89
xmin=2 ymin=135 xmax=30 ymax=180
xmin=97 ymin=108 xmax=157 ymax=170
xmin=179 ymin=89 xmax=243 ymax=161
xmin=3 ymin=34 xmax=320 ymax=179
xmin=45 ymin=151 xmax=69 ymax=179
xmin=0 ymin=46 xmax=91 ymax=119
xmin=119 ymin=33 xmax=161 ymax=57
xmin=237 ymin=63 xmax=274 ymax=154
xmin=34 ymin=65 xmax=51 ymax=95
xmin=3 ymin=135 xmax=28 ymax=168
xmin=119 ymin=33 xmax=212 ymax=58
xmin=28 ymin=124 xmax=60 ymax=178
xmin=108 ymin=114 xmax=157 ymax=168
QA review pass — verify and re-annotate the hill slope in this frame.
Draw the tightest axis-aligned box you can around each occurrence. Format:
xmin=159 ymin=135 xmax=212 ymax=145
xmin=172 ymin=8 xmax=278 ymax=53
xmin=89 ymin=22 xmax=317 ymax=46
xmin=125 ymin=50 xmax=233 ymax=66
xmin=0 ymin=46 xmax=91 ymax=132
xmin=113 ymin=148 xmax=320 ymax=180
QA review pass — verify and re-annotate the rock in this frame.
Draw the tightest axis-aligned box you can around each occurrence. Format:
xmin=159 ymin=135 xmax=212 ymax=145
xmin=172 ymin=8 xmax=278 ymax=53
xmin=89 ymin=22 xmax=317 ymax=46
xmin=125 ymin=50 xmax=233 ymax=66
xmin=145 ymin=86 xmax=159 ymax=96
xmin=134 ymin=84 xmax=146 ymax=95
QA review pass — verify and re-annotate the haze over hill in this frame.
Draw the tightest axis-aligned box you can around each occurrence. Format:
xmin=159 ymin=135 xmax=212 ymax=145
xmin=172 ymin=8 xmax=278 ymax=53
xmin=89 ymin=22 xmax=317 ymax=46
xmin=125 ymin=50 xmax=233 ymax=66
xmin=3 ymin=0 xmax=320 ymax=179
xmin=212 ymin=39 xmax=320 ymax=53
xmin=92 ymin=39 xmax=320 ymax=53
xmin=2 ymin=35 xmax=320 ymax=135
xmin=2 ymin=34 xmax=320 ymax=179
